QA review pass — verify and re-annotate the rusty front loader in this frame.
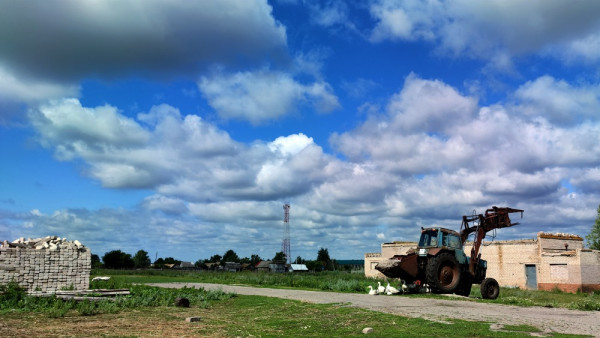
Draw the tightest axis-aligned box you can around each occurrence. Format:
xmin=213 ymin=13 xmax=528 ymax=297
xmin=375 ymin=206 xmax=523 ymax=299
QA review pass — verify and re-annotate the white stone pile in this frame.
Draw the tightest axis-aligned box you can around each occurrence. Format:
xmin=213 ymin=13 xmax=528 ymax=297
xmin=2 ymin=236 xmax=87 ymax=251
xmin=0 ymin=236 xmax=91 ymax=293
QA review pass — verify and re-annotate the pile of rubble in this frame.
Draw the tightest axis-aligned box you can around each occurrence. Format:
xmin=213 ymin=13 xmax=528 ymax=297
xmin=1 ymin=236 xmax=86 ymax=251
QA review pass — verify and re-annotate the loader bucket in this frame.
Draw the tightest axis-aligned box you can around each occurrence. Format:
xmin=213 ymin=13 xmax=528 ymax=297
xmin=375 ymin=253 xmax=418 ymax=282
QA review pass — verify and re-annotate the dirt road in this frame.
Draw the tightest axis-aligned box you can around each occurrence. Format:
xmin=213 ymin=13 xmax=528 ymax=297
xmin=149 ymin=282 xmax=599 ymax=336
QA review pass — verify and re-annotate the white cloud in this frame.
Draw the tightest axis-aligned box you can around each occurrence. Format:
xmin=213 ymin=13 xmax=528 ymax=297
xmin=514 ymin=76 xmax=600 ymax=125
xmin=141 ymin=195 xmax=188 ymax=214
xmin=269 ymin=133 xmax=313 ymax=156
xmin=368 ymin=0 xmax=600 ymax=66
xmin=199 ymin=68 xmax=340 ymax=124
xmin=19 ymin=75 xmax=600 ymax=259
xmin=31 ymin=100 xmax=340 ymax=201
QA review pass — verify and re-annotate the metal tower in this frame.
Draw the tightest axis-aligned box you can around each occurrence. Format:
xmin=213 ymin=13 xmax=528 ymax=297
xmin=282 ymin=203 xmax=291 ymax=264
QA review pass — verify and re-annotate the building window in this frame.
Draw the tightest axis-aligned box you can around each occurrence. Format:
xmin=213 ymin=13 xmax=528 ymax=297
xmin=370 ymin=262 xmax=379 ymax=270
xmin=550 ymin=264 xmax=568 ymax=281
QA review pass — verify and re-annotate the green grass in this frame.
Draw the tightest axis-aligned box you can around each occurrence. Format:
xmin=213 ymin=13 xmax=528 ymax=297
xmin=199 ymin=295 xmax=581 ymax=337
xmin=91 ymin=268 xmax=376 ymax=292
xmin=0 ymin=278 xmax=589 ymax=336
xmin=0 ymin=280 xmax=233 ymax=317
xmin=92 ymin=268 xmax=600 ymax=311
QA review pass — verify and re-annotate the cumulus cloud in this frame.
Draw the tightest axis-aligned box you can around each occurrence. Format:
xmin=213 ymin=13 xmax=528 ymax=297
xmin=17 ymin=74 xmax=600 ymax=258
xmin=368 ymin=0 xmax=600 ymax=66
xmin=328 ymin=74 xmax=600 ymax=237
xmin=30 ymin=99 xmax=340 ymax=201
xmin=199 ymin=68 xmax=340 ymax=124
xmin=513 ymin=76 xmax=600 ymax=125
xmin=0 ymin=66 xmax=79 ymax=124
xmin=0 ymin=0 xmax=288 ymax=81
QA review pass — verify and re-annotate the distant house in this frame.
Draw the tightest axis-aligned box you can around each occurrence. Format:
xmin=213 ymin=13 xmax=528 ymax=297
xmin=224 ymin=262 xmax=241 ymax=272
xmin=269 ymin=260 xmax=287 ymax=273
xmin=255 ymin=260 xmax=271 ymax=272
xmin=205 ymin=262 xmax=221 ymax=270
xmin=289 ymin=264 xmax=308 ymax=272
xmin=241 ymin=263 xmax=255 ymax=271
xmin=179 ymin=261 xmax=195 ymax=269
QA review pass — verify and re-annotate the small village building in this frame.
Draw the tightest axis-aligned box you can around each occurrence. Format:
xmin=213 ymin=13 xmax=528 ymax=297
xmin=255 ymin=260 xmax=271 ymax=272
xmin=289 ymin=263 xmax=309 ymax=272
xmin=365 ymin=232 xmax=600 ymax=293
xmin=178 ymin=261 xmax=195 ymax=269
xmin=224 ymin=262 xmax=242 ymax=272
xmin=269 ymin=260 xmax=287 ymax=273
xmin=241 ymin=263 xmax=255 ymax=271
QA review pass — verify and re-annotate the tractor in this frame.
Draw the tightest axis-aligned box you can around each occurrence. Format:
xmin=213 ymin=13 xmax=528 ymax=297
xmin=375 ymin=206 xmax=523 ymax=299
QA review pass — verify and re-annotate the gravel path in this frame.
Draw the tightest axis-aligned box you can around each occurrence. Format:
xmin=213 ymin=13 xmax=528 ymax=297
xmin=149 ymin=282 xmax=599 ymax=336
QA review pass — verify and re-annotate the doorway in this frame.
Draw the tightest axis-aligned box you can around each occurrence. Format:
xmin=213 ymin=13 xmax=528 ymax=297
xmin=525 ymin=264 xmax=537 ymax=290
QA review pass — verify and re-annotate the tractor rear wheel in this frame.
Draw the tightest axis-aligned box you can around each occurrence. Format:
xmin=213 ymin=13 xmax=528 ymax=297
xmin=481 ymin=277 xmax=500 ymax=299
xmin=426 ymin=253 xmax=461 ymax=294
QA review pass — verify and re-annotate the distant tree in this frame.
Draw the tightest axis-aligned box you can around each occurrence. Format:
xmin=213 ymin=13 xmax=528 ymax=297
xmin=102 ymin=250 xmax=134 ymax=269
xmin=273 ymin=251 xmax=286 ymax=262
xmin=223 ymin=249 xmax=240 ymax=263
xmin=133 ymin=250 xmax=151 ymax=268
xmin=587 ymin=204 xmax=600 ymax=250
xmin=317 ymin=248 xmax=333 ymax=271
xmin=240 ymin=257 xmax=250 ymax=264
xmin=209 ymin=254 xmax=222 ymax=263
xmin=91 ymin=254 xmax=102 ymax=268
xmin=305 ymin=260 xmax=320 ymax=272
xmin=154 ymin=257 xmax=165 ymax=268
xmin=317 ymin=248 xmax=331 ymax=263
xmin=295 ymin=256 xmax=304 ymax=264
xmin=250 ymin=254 xmax=262 ymax=266
xmin=194 ymin=259 xmax=207 ymax=269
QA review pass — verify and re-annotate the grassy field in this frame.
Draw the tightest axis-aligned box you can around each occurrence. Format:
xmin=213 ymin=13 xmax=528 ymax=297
xmin=0 ymin=289 xmax=582 ymax=337
xmin=91 ymin=268 xmax=600 ymax=311
xmin=0 ymin=270 xmax=596 ymax=336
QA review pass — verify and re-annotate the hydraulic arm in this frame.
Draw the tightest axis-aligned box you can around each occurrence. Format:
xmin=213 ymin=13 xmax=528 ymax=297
xmin=460 ymin=206 xmax=524 ymax=276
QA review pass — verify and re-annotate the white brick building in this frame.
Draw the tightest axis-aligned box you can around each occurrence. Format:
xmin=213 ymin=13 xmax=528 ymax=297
xmin=365 ymin=233 xmax=600 ymax=293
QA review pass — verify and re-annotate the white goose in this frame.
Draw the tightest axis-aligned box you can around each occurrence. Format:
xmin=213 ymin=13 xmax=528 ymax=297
xmin=377 ymin=281 xmax=386 ymax=294
xmin=385 ymin=282 xmax=399 ymax=295
xmin=367 ymin=285 xmax=378 ymax=295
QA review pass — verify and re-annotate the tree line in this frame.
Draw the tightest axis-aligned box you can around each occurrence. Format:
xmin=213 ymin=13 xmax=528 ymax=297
xmin=92 ymin=247 xmax=345 ymax=271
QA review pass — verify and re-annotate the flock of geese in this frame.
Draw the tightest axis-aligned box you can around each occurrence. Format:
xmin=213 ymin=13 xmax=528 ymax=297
xmin=367 ymin=281 xmax=408 ymax=295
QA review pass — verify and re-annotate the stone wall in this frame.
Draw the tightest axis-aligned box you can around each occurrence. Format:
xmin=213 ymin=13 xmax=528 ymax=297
xmin=464 ymin=239 xmax=538 ymax=289
xmin=0 ymin=236 xmax=91 ymax=293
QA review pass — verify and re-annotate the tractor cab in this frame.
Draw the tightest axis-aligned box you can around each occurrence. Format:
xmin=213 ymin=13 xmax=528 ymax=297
xmin=418 ymin=227 xmax=462 ymax=250
xmin=417 ymin=228 xmax=467 ymax=264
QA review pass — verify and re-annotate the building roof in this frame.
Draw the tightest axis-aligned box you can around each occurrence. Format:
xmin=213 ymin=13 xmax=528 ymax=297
xmin=255 ymin=260 xmax=271 ymax=268
xmin=290 ymin=264 xmax=308 ymax=271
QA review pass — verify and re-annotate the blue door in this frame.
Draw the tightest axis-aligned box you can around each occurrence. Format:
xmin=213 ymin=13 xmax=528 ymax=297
xmin=525 ymin=265 xmax=537 ymax=290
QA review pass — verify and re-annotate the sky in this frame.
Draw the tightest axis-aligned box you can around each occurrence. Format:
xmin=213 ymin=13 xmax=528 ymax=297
xmin=1 ymin=0 xmax=600 ymax=262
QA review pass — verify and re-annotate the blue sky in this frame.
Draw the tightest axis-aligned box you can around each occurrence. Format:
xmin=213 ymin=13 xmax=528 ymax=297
xmin=1 ymin=0 xmax=600 ymax=262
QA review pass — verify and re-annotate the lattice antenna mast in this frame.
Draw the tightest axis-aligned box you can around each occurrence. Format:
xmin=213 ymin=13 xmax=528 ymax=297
xmin=282 ymin=203 xmax=291 ymax=264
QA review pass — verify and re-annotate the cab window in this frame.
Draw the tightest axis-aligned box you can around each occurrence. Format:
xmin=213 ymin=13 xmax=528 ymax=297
xmin=418 ymin=230 xmax=438 ymax=247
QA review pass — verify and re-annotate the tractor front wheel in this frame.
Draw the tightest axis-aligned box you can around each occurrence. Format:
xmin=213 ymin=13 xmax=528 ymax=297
xmin=481 ymin=277 xmax=500 ymax=299
xmin=426 ymin=253 xmax=461 ymax=294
